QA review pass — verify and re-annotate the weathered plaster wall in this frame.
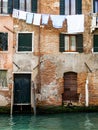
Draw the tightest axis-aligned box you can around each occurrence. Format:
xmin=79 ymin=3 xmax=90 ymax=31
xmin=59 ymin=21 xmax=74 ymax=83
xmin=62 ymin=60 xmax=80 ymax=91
xmin=0 ymin=16 xmax=13 ymax=106
xmin=6 ymin=0 xmax=98 ymax=107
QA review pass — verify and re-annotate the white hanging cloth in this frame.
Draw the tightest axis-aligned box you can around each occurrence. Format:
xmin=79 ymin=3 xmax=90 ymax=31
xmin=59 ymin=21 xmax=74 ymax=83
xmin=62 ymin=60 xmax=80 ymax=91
xmin=18 ymin=10 xmax=27 ymax=20
xmin=26 ymin=13 xmax=34 ymax=24
xmin=66 ymin=14 xmax=84 ymax=33
xmin=41 ymin=14 xmax=49 ymax=25
xmin=50 ymin=15 xmax=66 ymax=28
xmin=33 ymin=13 xmax=41 ymax=26
xmin=12 ymin=9 xmax=19 ymax=18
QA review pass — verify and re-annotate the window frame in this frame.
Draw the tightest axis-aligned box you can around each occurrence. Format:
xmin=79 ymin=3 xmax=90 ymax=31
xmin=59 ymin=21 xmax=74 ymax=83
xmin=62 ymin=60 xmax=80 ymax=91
xmin=14 ymin=0 xmax=37 ymax=13
xmin=0 ymin=70 xmax=8 ymax=89
xmin=65 ymin=0 xmax=76 ymax=15
xmin=60 ymin=0 xmax=82 ymax=15
xmin=0 ymin=32 xmax=8 ymax=52
xmin=17 ymin=32 xmax=34 ymax=53
xmin=64 ymin=35 xmax=76 ymax=52
xmin=93 ymin=35 xmax=98 ymax=53
xmin=59 ymin=33 xmax=83 ymax=53
xmin=0 ymin=0 xmax=8 ymax=14
xmin=19 ymin=0 xmax=32 ymax=12
xmin=93 ymin=0 xmax=98 ymax=13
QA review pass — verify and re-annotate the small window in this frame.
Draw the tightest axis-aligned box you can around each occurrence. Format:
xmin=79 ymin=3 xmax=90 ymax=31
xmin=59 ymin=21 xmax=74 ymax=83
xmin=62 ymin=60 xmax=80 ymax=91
xmin=17 ymin=32 xmax=34 ymax=52
xmin=93 ymin=35 xmax=98 ymax=52
xmin=59 ymin=34 xmax=83 ymax=53
xmin=19 ymin=0 xmax=31 ymax=12
xmin=0 ymin=0 xmax=8 ymax=14
xmin=14 ymin=0 xmax=37 ymax=13
xmin=0 ymin=32 xmax=8 ymax=51
xmin=93 ymin=0 xmax=98 ymax=13
xmin=64 ymin=36 xmax=76 ymax=52
xmin=0 ymin=70 xmax=7 ymax=88
xmin=60 ymin=0 xmax=82 ymax=15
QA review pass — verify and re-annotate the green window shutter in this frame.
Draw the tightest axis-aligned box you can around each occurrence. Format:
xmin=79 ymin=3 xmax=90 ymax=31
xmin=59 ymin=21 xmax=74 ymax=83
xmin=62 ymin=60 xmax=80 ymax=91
xmin=94 ymin=35 xmax=98 ymax=52
xmin=60 ymin=0 xmax=65 ymax=15
xmin=76 ymin=0 xmax=82 ymax=14
xmin=13 ymin=0 xmax=19 ymax=9
xmin=8 ymin=0 xmax=13 ymax=14
xmin=59 ymin=34 xmax=65 ymax=52
xmin=76 ymin=34 xmax=83 ymax=53
xmin=32 ymin=0 xmax=37 ymax=13
xmin=18 ymin=33 xmax=32 ymax=51
xmin=93 ymin=0 xmax=95 ymax=13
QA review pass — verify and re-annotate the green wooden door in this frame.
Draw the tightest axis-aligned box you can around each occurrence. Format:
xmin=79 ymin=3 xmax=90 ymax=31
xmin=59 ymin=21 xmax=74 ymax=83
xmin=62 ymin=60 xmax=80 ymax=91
xmin=14 ymin=74 xmax=31 ymax=104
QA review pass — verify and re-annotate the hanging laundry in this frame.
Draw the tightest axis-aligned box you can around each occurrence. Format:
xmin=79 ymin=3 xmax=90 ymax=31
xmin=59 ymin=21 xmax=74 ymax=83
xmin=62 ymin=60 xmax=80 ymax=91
xmin=12 ymin=9 xmax=19 ymax=18
xmin=18 ymin=10 xmax=27 ymax=20
xmin=26 ymin=13 xmax=34 ymax=24
xmin=50 ymin=15 xmax=66 ymax=28
xmin=41 ymin=14 xmax=49 ymax=25
xmin=66 ymin=14 xmax=84 ymax=33
xmin=33 ymin=13 xmax=41 ymax=26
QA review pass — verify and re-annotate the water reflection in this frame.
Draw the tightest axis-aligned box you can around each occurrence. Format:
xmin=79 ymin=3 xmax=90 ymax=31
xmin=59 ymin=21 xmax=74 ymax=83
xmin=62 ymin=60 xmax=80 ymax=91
xmin=0 ymin=113 xmax=98 ymax=130
xmin=84 ymin=114 xmax=94 ymax=130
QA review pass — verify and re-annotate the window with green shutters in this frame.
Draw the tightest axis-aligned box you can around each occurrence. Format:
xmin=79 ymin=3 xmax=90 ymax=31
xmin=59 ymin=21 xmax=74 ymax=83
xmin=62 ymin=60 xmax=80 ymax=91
xmin=60 ymin=0 xmax=82 ymax=15
xmin=93 ymin=0 xmax=98 ymax=13
xmin=94 ymin=35 xmax=98 ymax=52
xmin=0 ymin=0 xmax=8 ymax=14
xmin=17 ymin=32 xmax=34 ymax=52
xmin=0 ymin=0 xmax=38 ymax=14
xmin=59 ymin=34 xmax=83 ymax=53
xmin=13 ymin=0 xmax=38 ymax=12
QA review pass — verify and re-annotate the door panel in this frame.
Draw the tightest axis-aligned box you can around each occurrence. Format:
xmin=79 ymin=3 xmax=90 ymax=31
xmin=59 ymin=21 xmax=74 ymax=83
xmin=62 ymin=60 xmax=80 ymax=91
xmin=14 ymin=74 xmax=31 ymax=104
xmin=63 ymin=72 xmax=79 ymax=101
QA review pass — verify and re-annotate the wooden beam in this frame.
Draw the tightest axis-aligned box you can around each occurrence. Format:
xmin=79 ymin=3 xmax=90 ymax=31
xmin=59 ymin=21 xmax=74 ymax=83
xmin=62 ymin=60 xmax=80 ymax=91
xmin=84 ymin=62 xmax=92 ymax=73
xmin=4 ymin=26 xmax=15 ymax=34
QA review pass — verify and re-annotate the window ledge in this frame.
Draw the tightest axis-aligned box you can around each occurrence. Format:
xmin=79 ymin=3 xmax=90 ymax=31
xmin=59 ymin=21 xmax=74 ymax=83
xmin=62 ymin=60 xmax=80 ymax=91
xmin=16 ymin=51 xmax=34 ymax=54
xmin=62 ymin=52 xmax=79 ymax=54
xmin=0 ymin=51 xmax=9 ymax=54
xmin=0 ymin=14 xmax=10 ymax=16
xmin=0 ymin=87 xmax=9 ymax=91
xmin=92 ymin=52 xmax=98 ymax=54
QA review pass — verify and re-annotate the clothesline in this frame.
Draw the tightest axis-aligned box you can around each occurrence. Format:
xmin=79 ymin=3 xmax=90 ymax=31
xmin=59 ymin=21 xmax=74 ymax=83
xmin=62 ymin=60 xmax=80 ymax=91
xmin=12 ymin=9 xmax=84 ymax=33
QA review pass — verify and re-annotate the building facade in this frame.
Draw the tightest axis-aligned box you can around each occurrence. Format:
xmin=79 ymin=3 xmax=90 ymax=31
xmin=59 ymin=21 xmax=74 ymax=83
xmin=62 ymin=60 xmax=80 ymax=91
xmin=0 ymin=0 xmax=98 ymax=113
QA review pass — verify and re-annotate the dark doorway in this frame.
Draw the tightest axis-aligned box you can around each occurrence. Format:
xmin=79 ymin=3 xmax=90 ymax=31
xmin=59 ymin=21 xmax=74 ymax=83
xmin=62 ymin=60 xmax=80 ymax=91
xmin=62 ymin=72 xmax=79 ymax=102
xmin=13 ymin=73 xmax=31 ymax=113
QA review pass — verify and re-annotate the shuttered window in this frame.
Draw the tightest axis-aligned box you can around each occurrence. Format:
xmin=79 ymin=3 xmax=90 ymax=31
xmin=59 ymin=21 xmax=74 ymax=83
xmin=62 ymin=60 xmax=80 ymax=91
xmin=0 ymin=70 xmax=7 ymax=88
xmin=59 ymin=34 xmax=83 ymax=53
xmin=13 ymin=0 xmax=37 ymax=12
xmin=18 ymin=32 xmax=34 ymax=52
xmin=0 ymin=0 xmax=8 ymax=14
xmin=93 ymin=0 xmax=98 ymax=13
xmin=94 ymin=35 xmax=98 ymax=52
xmin=0 ymin=32 xmax=8 ymax=51
xmin=60 ymin=0 xmax=82 ymax=15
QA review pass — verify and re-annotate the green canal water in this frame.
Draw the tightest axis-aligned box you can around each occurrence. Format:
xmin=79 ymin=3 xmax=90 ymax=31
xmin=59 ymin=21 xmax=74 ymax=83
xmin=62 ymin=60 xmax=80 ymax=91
xmin=0 ymin=113 xmax=98 ymax=130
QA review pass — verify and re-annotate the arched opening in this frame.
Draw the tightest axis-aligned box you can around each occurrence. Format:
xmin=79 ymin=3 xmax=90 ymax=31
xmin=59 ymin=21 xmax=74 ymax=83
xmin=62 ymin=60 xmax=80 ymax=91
xmin=62 ymin=72 xmax=79 ymax=104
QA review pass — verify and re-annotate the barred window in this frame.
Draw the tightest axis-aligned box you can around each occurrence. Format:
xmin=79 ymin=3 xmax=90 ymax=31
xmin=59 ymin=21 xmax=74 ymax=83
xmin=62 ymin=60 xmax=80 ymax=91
xmin=0 ymin=32 xmax=8 ymax=51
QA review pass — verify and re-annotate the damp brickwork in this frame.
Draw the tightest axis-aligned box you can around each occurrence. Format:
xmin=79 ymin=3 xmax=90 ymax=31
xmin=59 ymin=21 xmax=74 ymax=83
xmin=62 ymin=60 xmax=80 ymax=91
xmin=1 ymin=0 xmax=98 ymax=107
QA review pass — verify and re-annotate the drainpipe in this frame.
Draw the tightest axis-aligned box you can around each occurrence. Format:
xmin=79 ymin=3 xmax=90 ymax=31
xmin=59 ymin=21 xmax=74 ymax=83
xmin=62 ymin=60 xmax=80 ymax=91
xmin=84 ymin=62 xmax=92 ymax=107
xmin=10 ymin=81 xmax=14 ymax=115
xmin=85 ymin=75 xmax=89 ymax=107
xmin=37 ymin=0 xmax=41 ymax=93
